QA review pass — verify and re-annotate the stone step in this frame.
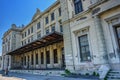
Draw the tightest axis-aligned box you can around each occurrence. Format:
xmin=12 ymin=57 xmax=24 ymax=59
xmin=107 ymin=76 xmax=120 ymax=79
xmin=109 ymin=71 xmax=120 ymax=74
xmin=107 ymin=79 xmax=120 ymax=80
xmin=108 ymin=73 xmax=120 ymax=76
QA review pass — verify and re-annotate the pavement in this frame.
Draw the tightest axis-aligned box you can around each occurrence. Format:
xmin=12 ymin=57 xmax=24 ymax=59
xmin=0 ymin=72 xmax=99 ymax=80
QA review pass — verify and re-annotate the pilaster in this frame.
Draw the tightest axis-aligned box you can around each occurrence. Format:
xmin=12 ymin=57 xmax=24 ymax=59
xmin=93 ymin=16 xmax=108 ymax=64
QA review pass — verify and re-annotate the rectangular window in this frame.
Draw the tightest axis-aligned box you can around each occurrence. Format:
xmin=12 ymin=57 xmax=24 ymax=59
xmin=78 ymin=35 xmax=91 ymax=61
xmin=31 ymin=54 xmax=34 ymax=65
xmin=28 ymin=38 xmax=30 ymax=43
xmin=37 ymin=22 xmax=41 ymax=29
xmin=31 ymin=36 xmax=33 ymax=41
xmin=46 ymin=51 xmax=50 ymax=64
xmin=59 ymin=20 xmax=63 ymax=32
xmin=74 ymin=0 xmax=83 ymax=14
xmin=37 ymin=32 xmax=41 ymax=39
xmin=41 ymin=52 xmax=44 ymax=64
xmin=51 ymin=25 xmax=55 ymax=32
xmin=28 ymin=29 xmax=30 ymax=35
xmin=24 ymin=32 xmax=26 ymax=37
xmin=58 ymin=8 xmax=61 ymax=16
xmin=36 ymin=53 xmax=38 ymax=64
xmin=46 ymin=28 xmax=49 ymax=34
xmin=115 ymin=26 xmax=120 ymax=48
xmin=31 ymin=26 xmax=33 ymax=33
xmin=54 ymin=49 xmax=58 ymax=63
xmin=51 ymin=12 xmax=55 ymax=21
xmin=45 ymin=16 xmax=49 ymax=24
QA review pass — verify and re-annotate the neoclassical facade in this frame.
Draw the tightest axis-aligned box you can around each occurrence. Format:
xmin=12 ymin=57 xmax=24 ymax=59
xmin=2 ymin=0 xmax=120 ymax=74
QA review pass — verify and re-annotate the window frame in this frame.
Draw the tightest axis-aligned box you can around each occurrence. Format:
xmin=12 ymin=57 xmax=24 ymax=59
xmin=74 ymin=0 xmax=83 ymax=14
xmin=78 ymin=34 xmax=91 ymax=62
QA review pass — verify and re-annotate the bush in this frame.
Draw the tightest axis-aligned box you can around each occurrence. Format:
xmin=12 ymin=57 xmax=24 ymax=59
xmin=64 ymin=69 xmax=71 ymax=75
xmin=85 ymin=73 xmax=89 ymax=76
xmin=92 ymin=72 xmax=96 ymax=76
xmin=92 ymin=72 xmax=99 ymax=76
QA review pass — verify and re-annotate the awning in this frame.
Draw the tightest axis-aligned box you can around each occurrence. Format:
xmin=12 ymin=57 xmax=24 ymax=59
xmin=7 ymin=31 xmax=63 ymax=55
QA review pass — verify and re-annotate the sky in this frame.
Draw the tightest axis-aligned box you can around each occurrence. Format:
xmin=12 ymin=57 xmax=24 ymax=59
xmin=0 ymin=0 xmax=57 ymax=55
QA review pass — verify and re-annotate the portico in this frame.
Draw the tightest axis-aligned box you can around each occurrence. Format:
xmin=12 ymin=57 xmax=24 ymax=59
xmin=7 ymin=32 xmax=65 ymax=70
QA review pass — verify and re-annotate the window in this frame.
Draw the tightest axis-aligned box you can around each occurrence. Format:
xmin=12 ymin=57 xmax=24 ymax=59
xmin=36 ymin=53 xmax=38 ymax=64
xmin=45 ymin=16 xmax=49 ymax=24
xmin=58 ymin=8 xmax=61 ymax=16
xmin=78 ymin=35 xmax=91 ymax=61
xmin=37 ymin=32 xmax=41 ymax=39
xmin=24 ymin=40 xmax=26 ymax=45
xmin=31 ymin=54 xmax=34 ymax=65
xmin=31 ymin=26 xmax=33 ymax=33
xmin=28 ymin=29 xmax=30 ymax=35
xmin=51 ymin=25 xmax=55 ymax=32
xmin=115 ymin=26 xmax=120 ymax=48
xmin=59 ymin=20 xmax=63 ymax=32
xmin=54 ymin=49 xmax=58 ymax=63
xmin=31 ymin=36 xmax=33 ymax=41
xmin=25 ymin=32 xmax=26 ymax=37
xmin=46 ymin=51 xmax=50 ymax=64
xmin=41 ymin=52 xmax=44 ymax=64
xmin=51 ymin=12 xmax=55 ymax=21
xmin=46 ymin=28 xmax=49 ymax=34
xmin=37 ymin=22 xmax=41 ymax=29
xmin=74 ymin=0 xmax=83 ymax=14
xmin=28 ymin=38 xmax=30 ymax=43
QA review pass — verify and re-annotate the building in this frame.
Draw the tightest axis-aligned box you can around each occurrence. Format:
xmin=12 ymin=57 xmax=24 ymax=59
xmin=2 ymin=0 xmax=120 ymax=75
xmin=60 ymin=0 xmax=120 ymax=72
xmin=0 ymin=56 xmax=2 ymax=70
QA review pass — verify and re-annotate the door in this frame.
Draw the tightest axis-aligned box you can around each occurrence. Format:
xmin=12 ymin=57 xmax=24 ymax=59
xmin=27 ymin=56 xmax=29 ymax=69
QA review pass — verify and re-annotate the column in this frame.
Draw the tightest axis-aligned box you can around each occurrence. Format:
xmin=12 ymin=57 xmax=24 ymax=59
xmin=44 ymin=47 xmax=47 ymax=68
xmin=93 ymin=16 xmax=108 ymax=64
xmin=38 ymin=49 xmax=41 ymax=68
xmin=50 ymin=45 xmax=54 ymax=68
xmin=33 ymin=51 xmax=36 ymax=69
xmin=57 ymin=43 xmax=62 ymax=68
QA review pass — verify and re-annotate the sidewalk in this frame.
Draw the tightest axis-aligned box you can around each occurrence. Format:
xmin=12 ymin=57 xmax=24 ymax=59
xmin=0 ymin=72 xmax=99 ymax=80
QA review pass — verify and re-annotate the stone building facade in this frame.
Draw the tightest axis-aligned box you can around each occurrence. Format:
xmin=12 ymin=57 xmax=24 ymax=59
xmin=2 ymin=0 xmax=120 ymax=74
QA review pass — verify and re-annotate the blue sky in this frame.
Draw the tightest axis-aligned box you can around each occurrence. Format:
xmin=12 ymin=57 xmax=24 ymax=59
xmin=0 ymin=0 xmax=57 ymax=55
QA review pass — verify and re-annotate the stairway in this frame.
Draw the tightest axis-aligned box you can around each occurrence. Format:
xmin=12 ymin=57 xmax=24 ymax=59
xmin=107 ymin=70 xmax=120 ymax=80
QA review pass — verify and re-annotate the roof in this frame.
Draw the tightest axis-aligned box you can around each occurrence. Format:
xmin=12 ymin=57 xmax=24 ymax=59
xmin=7 ymin=31 xmax=63 ymax=55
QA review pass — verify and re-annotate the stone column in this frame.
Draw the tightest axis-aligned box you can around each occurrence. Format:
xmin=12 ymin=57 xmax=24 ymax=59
xmin=50 ymin=45 xmax=54 ymax=68
xmin=57 ymin=43 xmax=62 ymax=68
xmin=33 ymin=51 xmax=36 ymax=69
xmin=93 ymin=16 xmax=108 ymax=64
xmin=38 ymin=49 xmax=41 ymax=68
xmin=44 ymin=47 xmax=47 ymax=68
